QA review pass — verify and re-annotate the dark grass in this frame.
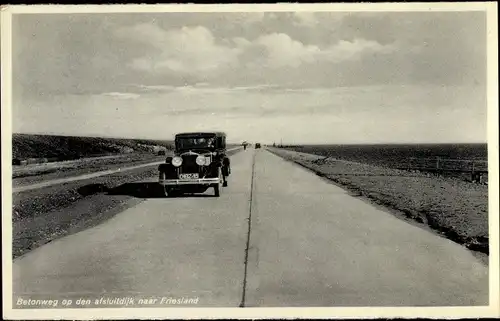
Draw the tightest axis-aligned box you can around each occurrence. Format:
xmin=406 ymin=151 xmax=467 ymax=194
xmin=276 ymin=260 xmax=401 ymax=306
xmin=12 ymin=133 xmax=175 ymax=161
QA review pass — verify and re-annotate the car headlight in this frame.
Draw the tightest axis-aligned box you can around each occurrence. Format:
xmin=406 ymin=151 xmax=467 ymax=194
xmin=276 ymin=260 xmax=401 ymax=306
xmin=172 ymin=156 xmax=183 ymax=167
xmin=196 ymin=155 xmax=206 ymax=166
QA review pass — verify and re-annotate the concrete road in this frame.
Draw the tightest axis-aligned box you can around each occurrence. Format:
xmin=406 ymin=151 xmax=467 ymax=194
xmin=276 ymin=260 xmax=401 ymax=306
xmin=12 ymin=149 xmax=488 ymax=307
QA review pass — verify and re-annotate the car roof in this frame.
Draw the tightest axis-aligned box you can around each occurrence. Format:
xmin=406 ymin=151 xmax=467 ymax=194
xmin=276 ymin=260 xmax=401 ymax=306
xmin=175 ymin=132 xmax=226 ymax=138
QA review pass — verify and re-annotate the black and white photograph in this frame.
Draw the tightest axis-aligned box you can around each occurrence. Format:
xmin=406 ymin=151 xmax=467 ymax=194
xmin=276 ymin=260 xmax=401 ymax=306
xmin=2 ymin=3 xmax=499 ymax=319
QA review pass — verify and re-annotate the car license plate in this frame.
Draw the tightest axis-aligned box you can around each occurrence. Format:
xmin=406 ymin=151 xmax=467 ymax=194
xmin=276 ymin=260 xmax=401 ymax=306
xmin=179 ymin=173 xmax=199 ymax=179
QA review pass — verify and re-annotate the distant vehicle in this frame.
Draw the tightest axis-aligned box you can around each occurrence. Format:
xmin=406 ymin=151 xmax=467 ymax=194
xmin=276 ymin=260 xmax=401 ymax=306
xmin=242 ymin=141 xmax=249 ymax=150
xmin=158 ymin=132 xmax=230 ymax=197
xmin=157 ymin=150 xmax=166 ymax=156
xmin=255 ymin=143 xmax=261 ymax=149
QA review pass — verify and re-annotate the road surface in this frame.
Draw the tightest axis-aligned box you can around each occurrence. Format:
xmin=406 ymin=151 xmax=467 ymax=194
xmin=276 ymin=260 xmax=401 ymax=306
xmin=12 ymin=149 xmax=488 ymax=307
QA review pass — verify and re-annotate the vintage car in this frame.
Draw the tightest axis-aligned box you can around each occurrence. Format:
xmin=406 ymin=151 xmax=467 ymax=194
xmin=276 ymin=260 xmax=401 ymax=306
xmin=255 ymin=143 xmax=261 ymax=149
xmin=158 ymin=132 xmax=230 ymax=197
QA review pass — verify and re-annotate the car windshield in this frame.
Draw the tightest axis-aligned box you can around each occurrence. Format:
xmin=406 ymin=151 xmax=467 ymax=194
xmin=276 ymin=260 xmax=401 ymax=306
xmin=177 ymin=136 xmax=215 ymax=150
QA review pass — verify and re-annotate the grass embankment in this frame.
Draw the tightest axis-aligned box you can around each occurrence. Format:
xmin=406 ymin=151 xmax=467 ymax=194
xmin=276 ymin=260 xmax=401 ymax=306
xmin=12 ymin=134 xmax=174 ymax=164
xmin=269 ymin=148 xmax=489 ymax=256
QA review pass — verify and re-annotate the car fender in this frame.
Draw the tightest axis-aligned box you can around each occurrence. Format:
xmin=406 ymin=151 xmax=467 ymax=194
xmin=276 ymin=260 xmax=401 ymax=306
xmin=158 ymin=163 xmax=172 ymax=172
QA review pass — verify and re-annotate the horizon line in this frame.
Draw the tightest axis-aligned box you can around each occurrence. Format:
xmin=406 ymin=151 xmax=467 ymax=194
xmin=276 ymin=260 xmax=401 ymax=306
xmin=11 ymin=132 xmax=488 ymax=146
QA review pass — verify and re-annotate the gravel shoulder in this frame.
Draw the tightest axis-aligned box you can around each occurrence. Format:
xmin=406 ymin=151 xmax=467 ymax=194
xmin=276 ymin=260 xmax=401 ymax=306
xmin=268 ymin=148 xmax=489 ymax=263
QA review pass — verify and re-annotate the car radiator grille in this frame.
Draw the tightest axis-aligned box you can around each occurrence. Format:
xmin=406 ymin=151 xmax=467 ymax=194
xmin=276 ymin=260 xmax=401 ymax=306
xmin=180 ymin=155 xmax=200 ymax=174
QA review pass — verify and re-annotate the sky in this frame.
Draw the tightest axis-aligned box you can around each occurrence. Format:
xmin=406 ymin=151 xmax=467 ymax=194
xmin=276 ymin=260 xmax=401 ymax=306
xmin=11 ymin=10 xmax=488 ymax=144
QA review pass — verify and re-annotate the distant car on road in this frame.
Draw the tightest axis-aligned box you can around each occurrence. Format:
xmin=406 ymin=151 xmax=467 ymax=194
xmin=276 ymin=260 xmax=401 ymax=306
xmin=158 ymin=132 xmax=230 ymax=197
xmin=255 ymin=143 xmax=261 ymax=149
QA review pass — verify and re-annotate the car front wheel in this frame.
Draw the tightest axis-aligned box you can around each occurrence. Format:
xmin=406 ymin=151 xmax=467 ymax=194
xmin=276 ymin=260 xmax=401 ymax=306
xmin=214 ymin=169 xmax=222 ymax=197
xmin=164 ymin=186 xmax=176 ymax=197
xmin=164 ymin=186 xmax=182 ymax=198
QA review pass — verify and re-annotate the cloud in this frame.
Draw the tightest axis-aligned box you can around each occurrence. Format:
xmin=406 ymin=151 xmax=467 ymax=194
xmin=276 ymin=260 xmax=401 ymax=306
xmin=117 ymin=24 xmax=239 ymax=76
xmin=292 ymin=12 xmax=318 ymax=27
xmin=11 ymin=11 xmax=487 ymax=144
xmin=115 ymin=22 xmax=167 ymax=47
xmin=15 ymin=84 xmax=486 ymax=144
xmin=13 ymin=11 xmax=486 ymax=100
xmin=238 ymin=33 xmax=395 ymax=70
xmin=101 ymin=92 xmax=140 ymax=100
xmin=250 ymin=33 xmax=321 ymax=68
xmin=240 ymin=12 xmax=265 ymax=25
xmin=117 ymin=22 xmax=394 ymax=80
